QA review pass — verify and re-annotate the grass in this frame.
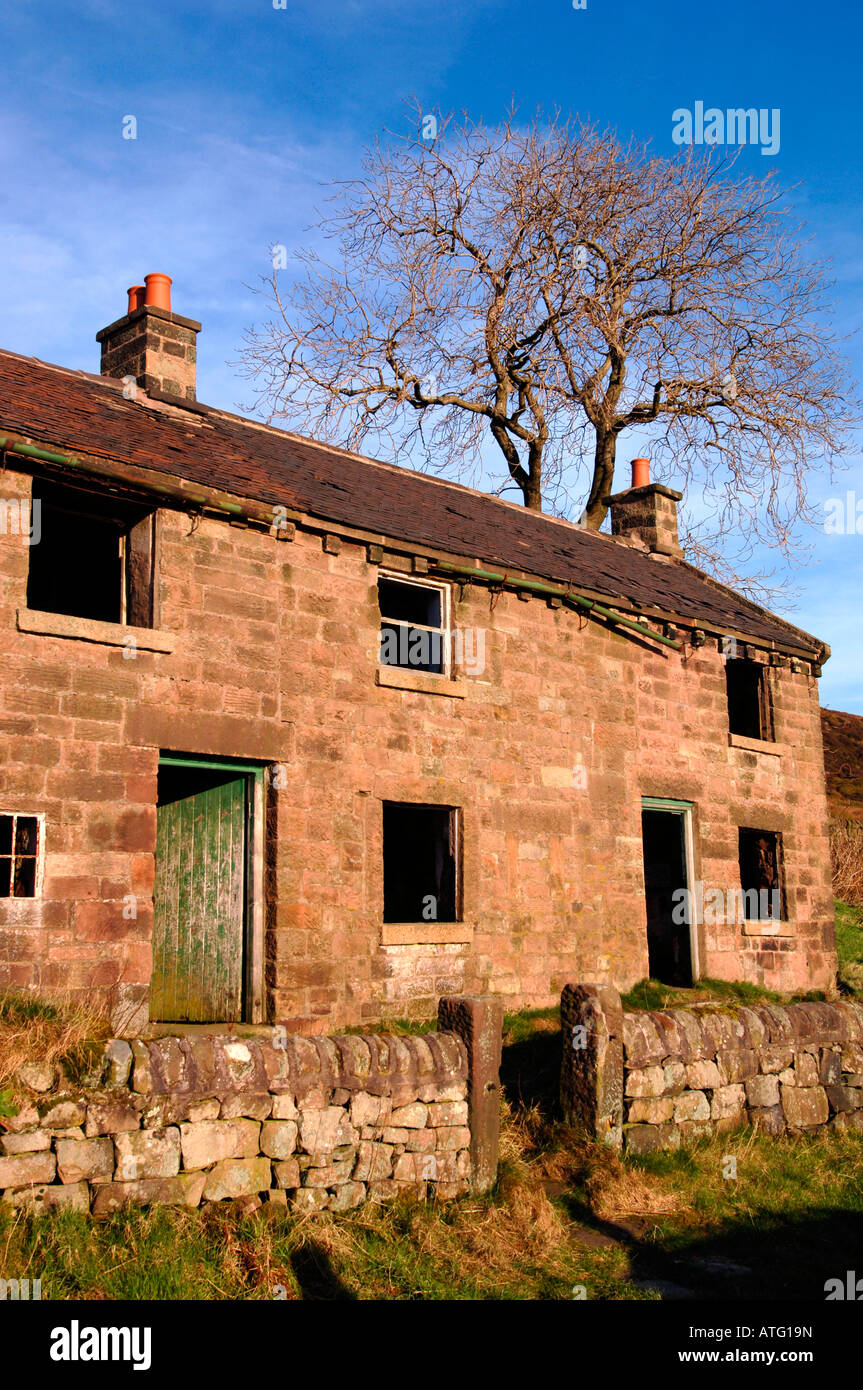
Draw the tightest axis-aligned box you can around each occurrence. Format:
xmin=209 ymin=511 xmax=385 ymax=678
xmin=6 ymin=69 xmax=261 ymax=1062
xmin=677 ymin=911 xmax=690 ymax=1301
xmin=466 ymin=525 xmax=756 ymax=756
xmin=836 ymin=899 xmax=863 ymax=995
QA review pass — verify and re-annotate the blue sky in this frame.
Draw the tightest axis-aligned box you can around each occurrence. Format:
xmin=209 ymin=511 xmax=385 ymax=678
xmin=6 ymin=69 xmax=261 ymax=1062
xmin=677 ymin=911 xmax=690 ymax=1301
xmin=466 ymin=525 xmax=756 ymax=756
xmin=1 ymin=0 xmax=861 ymax=710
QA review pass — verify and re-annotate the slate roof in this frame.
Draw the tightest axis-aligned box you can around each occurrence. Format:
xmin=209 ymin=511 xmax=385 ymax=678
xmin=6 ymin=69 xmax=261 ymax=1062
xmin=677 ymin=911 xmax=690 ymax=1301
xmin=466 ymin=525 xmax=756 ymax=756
xmin=0 ymin=349 xmax=826 ymax=658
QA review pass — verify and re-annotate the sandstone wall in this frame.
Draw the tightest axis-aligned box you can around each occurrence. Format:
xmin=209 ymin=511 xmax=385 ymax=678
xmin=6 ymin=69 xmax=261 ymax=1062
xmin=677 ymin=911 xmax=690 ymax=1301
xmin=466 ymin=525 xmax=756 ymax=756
xmin=0 ymin=458 xmax=836 ymax=1033
xmin=0 ymin=998 xmax=502 ymax=1214
xmin=561 ymin=983 xmax=863 ymax=1153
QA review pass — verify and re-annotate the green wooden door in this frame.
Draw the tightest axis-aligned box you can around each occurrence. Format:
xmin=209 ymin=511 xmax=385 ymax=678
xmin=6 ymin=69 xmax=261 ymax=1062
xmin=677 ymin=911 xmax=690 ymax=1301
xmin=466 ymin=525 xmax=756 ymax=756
xmin=150 ymin=773 xmax=247 ymax=1022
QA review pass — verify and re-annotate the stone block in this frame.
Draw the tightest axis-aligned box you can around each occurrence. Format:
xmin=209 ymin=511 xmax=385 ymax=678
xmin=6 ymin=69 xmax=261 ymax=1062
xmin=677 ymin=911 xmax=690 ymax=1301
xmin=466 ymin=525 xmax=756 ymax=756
xmin=130 ymin=1039 xmax=152 ymax=1094
xmin=348 ymin=1092 xmax=389 ymax=1129
xmin=389 ymin=1103 xmax=428 ymax=1129
xmin=17 ymin=1061 xmax=57 ymax=1093
xmin=273 ymin=1159 xmax=301 ymax=1189
xmin=298 ymin=1107 xmax=356 ymax=1153
xmin=710 ymin=1085 xmax=746 ymax=1121
xmin=352 ymin=1141 xmax=393 ymax=1182
xmin=56 ymin=1137 xmax=113 ymax=1184
xmin=302 ymin=1160 xmax=354 ymax=1188
xmin=85 ymin=1103 xmax=140 ymax=1137
xmin=781 ymin=1085 xmax=829 ymax=1128
xmin=624 ymin=1124 xmax=680 ymax=1156
xmin=367 ymin=1179 xmax=399 ymax=1202
xmin=759 ymin=1045 xmax=794 ymax=1073
xmin=625 ymin=1066 xmax=665 ymax=1098
xmin=0 ymin=1151 xmax=56 ymax=1187
xmin=270 ymin=1095 xmax=299 ymax=1121
xmin=425 ymin=1101 xmax=468 ymax=1127
xmin=393 ymin=1152 xmax=439 ymax=1182
xmin=685 ymin=1059 xmax=723 ymax=1090
xmin=745 ymin=1074 xmax=780 ymax=1108
xmin=434 ymin=1126 xmax=472 ymax=1152
xmin=202 ymin=1158 xmax=272 ymax=1201
xmin=627 ymin=1097 xmax=674 ymax=1124
xmin=38 ymin=1100 xmax=86 ymax=1129
xmin=380 ymin=1128 xmax=409 ymax=1144
xmin=220 ymin=1094 xmax=272 ymax=1121
xmin=662 ymin=1061 xmax=686 ymax=1095
xmin=717 ymin=1050 xmax=759 ymax=1083
xmin=0 ymin=1130 xmax=51 ymax=1155
xmin=438 ymin=994 xmax=503 ymax=1194
xmin=794 ymin=1053 xmax=819 ymax=1087
xmin=674 ymin=1091 xmax=710 ymax=1123
xmin=186 ymin=1099 xmax=221 ymax=1123
xmin=114 ymin=1126 xmax=180 ymax=1181
xmin=180 ymin=1119 xmax=260 ymax=1170
xmin=405 ymin=1129 xmax=437 ymax=1153
xmin=91 ymin=1172 xmax=206 ymax=1215
xmin=328 ymin=1181 xmax=366 ymax=1212
xmin=290 ymin=1189 xmax=329 ymax=1213
xmin=260 ymin=1121 xmax=298 ymax=1160
xmin=825 ymin=1086 xmax=863 ymax=1114
xmin=1 ymin=1181 xmax=89 ymax=1212
xmin=818 ymin=1050 xmax=841 ymax=1086
xmin=104 ymin=1039 xmax=133 ymax=1087
xmin=750 ymin=1103 xmax=786 ymax=1135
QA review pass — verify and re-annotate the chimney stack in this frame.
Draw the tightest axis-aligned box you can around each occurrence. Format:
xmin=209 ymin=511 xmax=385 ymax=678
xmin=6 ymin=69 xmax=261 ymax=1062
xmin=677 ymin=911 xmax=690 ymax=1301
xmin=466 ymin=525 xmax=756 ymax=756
xmin=603 ymin=458 xmax=683 ymax=557
xmin=96 ymin=273 xmax=201 ymax=403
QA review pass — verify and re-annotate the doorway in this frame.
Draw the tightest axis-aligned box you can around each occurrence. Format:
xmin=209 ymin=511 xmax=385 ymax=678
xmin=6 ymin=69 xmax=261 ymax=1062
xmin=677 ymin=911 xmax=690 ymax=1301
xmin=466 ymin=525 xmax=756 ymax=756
xmin=150 ymin=755 xmax=264 ymax=1024
xmin=641 ymin=799 xmax=696 ymax=986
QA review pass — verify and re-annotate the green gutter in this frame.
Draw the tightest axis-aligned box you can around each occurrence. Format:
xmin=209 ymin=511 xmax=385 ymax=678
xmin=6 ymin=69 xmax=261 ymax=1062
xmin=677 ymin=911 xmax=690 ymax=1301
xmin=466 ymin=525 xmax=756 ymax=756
xmin=0 ymin=434 xmax=247 ymax=517
xmin=435 ymin=559 xmax=684 ymax=650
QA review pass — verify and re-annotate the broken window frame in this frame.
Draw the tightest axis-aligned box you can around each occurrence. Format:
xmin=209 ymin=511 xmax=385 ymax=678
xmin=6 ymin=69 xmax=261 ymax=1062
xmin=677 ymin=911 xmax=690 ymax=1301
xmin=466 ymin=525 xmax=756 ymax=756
xmin=26 ymin=476 xmax=157 ymax=629
xmin=737 ymin=827 xmax=786 ymax=922
xmin=0 ymin=811 xmax=45 ymax=899
xmin=381 ymin=801 xmax=462 ymax=924
xmin=725 ymin=657 xmax=774 ymax=741
xmin=377 ymin=572 xmax=451 ymax=677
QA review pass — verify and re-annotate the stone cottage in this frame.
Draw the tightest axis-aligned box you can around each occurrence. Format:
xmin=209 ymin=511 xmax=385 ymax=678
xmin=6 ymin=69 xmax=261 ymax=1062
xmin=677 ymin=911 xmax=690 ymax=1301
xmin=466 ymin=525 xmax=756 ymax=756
xmin=0 ymin=275 xmax=837 ymax=1036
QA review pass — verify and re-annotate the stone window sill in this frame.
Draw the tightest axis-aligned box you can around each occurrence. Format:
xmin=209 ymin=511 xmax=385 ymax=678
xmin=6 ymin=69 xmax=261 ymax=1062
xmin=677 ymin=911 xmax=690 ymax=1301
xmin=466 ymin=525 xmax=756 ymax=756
xmin=728 ymin=732 xmax=782 ymax=757
xmin=381 ymin=922 xmax=473 ymax=945
xmin=741 ymin=920 xmax=793 ymax=937
xmin=17 ymin=608 xmax=175 ymax=653
xmin=376 ymin=666 xmax=465 ymax=698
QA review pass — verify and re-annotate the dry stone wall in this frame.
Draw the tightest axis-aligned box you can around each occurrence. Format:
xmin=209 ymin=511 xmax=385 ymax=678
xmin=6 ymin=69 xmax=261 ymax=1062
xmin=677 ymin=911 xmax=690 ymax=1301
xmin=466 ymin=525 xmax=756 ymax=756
xmin=561 ymin=983 xmax=863 ymax=1154
xmin=0 ymin=999 xmax=501 ymax=1214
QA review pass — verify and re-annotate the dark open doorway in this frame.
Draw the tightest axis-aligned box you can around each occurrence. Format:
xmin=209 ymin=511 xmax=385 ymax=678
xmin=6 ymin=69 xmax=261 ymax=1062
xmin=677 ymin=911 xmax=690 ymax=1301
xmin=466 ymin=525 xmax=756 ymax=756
xmin=641 ymin=805 xmax=693 ymax=986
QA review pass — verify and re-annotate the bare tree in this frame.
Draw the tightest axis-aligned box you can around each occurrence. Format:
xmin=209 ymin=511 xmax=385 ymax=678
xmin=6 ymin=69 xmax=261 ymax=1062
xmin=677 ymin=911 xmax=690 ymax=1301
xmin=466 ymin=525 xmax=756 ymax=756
xmin=241 ymin=105 xmax=856 ymax=591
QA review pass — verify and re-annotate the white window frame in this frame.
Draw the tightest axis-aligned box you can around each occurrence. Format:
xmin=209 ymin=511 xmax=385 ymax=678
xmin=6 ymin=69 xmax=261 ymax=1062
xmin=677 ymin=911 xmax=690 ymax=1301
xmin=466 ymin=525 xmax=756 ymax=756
xmin=0 ymin=810 xmax=46 ymax=899
xmin=377 ymin=572 xmax=452 ymax=678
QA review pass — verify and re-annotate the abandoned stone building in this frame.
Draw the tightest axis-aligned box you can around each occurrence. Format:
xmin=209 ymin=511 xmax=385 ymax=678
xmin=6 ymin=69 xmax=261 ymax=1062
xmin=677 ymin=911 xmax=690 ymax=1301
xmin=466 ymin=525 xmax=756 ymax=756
xmin=0 ymin=275 xmax=837 ymax=1036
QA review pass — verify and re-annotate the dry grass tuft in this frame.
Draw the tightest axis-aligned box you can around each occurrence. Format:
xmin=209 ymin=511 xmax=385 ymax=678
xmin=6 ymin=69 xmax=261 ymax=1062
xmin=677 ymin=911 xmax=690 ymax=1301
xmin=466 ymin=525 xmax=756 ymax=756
xmin=0 ymin=990 xmax=112 ymax=1093
xmin=831 ymin=819 xmax=863 ymax=906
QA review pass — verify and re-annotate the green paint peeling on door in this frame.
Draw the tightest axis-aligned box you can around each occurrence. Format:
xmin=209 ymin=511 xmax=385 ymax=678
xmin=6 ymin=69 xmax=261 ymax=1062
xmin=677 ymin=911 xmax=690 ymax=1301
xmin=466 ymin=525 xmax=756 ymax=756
xmin=150 ymin=765 xmax=248 ymax=1023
